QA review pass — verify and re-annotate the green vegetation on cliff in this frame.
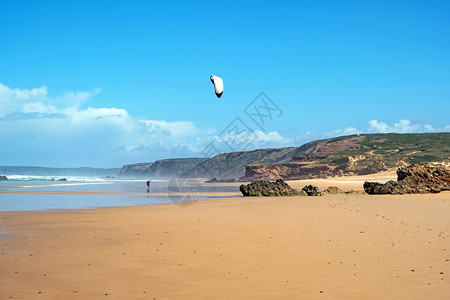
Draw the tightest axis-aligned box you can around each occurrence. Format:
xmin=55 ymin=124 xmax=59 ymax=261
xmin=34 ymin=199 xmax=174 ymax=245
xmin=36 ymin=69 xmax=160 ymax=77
xmin=121 ymin=133 xmax=450 ymax=179
xmin=293 ymin=133 xmax=450 ymax=170
xmin=244 ymin=133 xmax=450 ymax=180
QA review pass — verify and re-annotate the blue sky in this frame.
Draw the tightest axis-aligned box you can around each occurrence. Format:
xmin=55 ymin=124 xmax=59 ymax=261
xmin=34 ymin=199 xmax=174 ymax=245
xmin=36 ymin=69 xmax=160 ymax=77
xmin=0 ymin=0 xmax=449 ymax=168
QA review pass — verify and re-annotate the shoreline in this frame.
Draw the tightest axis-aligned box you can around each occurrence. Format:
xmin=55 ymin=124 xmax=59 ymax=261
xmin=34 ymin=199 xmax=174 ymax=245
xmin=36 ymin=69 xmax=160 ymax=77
xmin=0 ymin=190 xmax=241 ymax=197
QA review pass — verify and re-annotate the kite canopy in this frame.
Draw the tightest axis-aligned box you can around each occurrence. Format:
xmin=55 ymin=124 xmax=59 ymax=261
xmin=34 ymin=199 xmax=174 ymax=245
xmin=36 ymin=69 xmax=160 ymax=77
xmin=210 ymin=75 xmax=223 ymax=98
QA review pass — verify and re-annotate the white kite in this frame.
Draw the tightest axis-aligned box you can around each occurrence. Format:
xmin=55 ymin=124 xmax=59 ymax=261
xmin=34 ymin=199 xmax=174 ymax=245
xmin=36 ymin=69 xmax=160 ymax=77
xmin=210 ymin=75 xmax=223 ymax=98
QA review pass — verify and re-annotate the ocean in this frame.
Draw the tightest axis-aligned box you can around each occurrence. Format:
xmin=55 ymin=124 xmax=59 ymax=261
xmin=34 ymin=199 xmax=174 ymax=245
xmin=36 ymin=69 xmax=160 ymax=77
xmin=0 ymin=176 xmax=240 ymax=211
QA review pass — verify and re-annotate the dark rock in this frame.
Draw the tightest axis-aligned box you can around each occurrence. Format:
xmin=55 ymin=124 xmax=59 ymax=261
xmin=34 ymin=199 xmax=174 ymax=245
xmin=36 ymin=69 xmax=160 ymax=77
xmin=204 ymin=177 xmax=238 ymax=183
xmin=0 ymin=175 xmax=7 ymax=180
xmin=322 ymin=186 xmax=365 ymax=195
xmin=322 ymin=186 xmax=344 ymax=195
xmin=240 ymin=179 xmax=304 ymax=196
xmin=364 ymin=163 xmax=450 ymax=195
xmin=302 ymin=185 xmax=321 ymax=196
xmin=58 ymin=178 xmax=67 ymax=181
xmin=345 ymin=190 xmax=366 ymax=195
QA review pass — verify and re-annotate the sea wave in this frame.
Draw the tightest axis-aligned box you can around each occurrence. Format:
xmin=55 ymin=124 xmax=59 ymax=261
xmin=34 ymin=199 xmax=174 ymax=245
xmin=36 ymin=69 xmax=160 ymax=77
xmin=5 ymin=175 xmax=107 ymax=182
xmin=0 ymin=176 xmax=167 ymax=191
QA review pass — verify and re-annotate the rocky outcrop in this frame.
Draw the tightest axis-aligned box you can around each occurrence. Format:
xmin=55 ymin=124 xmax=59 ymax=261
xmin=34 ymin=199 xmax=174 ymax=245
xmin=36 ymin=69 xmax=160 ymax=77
xmin=322 ymin=186 xmax=345 ymax=195
xmin=239 ymin=179 xmax=304 ymax=196
xmin=240 ymin=181 xmax=367 ymax=197
xmin=301 ymin=185 xmax=321 ymax=196
xmin=321 ymin=186 xmax=365 ymax=195
xmin=0 ymin=175 xmax=7 ymax=180
xmin=204 ymin=178 xmax=239 ymax=183
xmin=364 ymin=163 xmax=450 ymax=194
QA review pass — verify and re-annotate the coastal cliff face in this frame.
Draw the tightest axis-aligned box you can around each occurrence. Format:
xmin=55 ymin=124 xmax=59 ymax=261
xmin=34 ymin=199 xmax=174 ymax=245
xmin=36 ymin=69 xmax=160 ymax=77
xmin=241 ymin=133 xmax=450 ymax=181
xmin=243 ymin=162 xmax=336 ymax=180
xmin=118 ymin=158 xmax=207 ymax=179
xmin=118 ymin=163 xmax=153 ymax=177
xmin=243 ymin=156 xmax=381 ymax=181
xmin=149 ymin=158 xmax=207 ymax=178
xmin=120 ymin=133 xmax=450 ymax=180
xmin=181 ymin=147 xmax=301 ymax=179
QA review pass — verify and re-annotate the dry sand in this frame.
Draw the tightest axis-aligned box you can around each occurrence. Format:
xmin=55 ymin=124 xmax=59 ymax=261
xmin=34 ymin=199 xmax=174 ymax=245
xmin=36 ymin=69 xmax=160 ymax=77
xmin=1 ymin=176 xmax=449 ymax=299
xmin=287 ymin=170 xmax=397 ymax=191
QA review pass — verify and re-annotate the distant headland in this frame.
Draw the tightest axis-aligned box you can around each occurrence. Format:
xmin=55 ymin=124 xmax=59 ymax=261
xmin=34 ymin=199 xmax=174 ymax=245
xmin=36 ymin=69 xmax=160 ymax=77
xmin=2 ymin=133 xmax=448 ymax=182
xmin=118 ymin=132 xmax=450 ymax=181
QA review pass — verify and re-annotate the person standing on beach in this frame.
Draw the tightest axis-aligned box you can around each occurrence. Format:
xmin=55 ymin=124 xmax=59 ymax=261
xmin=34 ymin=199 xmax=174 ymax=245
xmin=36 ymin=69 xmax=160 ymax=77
xmin=146 ymin=180 xmax=151 ymax=192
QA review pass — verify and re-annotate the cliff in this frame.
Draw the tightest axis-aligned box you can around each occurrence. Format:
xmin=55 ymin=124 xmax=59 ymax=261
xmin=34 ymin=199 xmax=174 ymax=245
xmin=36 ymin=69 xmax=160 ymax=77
xmin=182 ymin=147 xmax=301 ymax=179
xmin=118 ymin=158 xmax=207 ymax=179
xmin=120 ymin=133 xmax=450 ymax=180
xmin=242 ymin=133 xmax=450 ymax=180
xmin=118 ymin=163 xmax=153 ymax=177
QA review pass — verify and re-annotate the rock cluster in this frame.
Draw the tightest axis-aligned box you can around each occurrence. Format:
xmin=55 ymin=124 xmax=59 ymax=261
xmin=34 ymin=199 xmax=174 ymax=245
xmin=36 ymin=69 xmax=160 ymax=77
xmin=239 ymin=179 xmax=304 ymax=196
xmin=321 ymin=186 xmax=365 ymax=195
xmin=322 ymin=186 xmax=345 ymax=195
xmin=204 ymin=178 xmax=239 ymax=183
xmin=364 ymin=163 xmax=450 ymax=195
xmin=0 ymin=175 xmax=7 ymax=180
xmin=239 ymin=180 xmax=365 ymax=197
xmin=301 ymin=185 xmax=321 ymax=196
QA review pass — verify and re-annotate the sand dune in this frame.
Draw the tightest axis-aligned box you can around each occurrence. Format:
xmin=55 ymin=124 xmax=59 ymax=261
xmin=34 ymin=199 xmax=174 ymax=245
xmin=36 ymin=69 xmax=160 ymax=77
xmin=0 ymin=176 xmax=449 ymax=299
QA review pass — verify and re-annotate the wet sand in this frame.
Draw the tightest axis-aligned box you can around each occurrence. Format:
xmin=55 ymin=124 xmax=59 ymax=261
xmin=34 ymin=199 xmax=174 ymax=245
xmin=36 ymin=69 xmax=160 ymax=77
xmin=0 ymin=191 xmax=240 ymax=197
xmin=1 ymin=177 xmax=449 ymax=299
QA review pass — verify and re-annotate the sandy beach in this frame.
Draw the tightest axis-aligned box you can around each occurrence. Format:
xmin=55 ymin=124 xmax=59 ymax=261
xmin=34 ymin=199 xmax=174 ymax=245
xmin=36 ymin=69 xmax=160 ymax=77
xmin=1 ymin=176 xmax=449 ymax=299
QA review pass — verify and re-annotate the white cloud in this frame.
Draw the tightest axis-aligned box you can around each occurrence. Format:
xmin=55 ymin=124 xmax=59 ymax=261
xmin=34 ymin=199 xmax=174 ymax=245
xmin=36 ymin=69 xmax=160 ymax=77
xmin=293 ymin=117 xmax=449 ymax=148
xmin=0 ymin=83 xmax=103 ymax=119
xmin=140 ymin=120 xmax=198 ymax=137
xmin=367 ymin=118 xmax=435 ymax=133
xmin=0 ymin=83 xmax=50 ymax=117
xmin=212 ymin=129 xmax=293 ymax=154
xmin=56 ymin=88 xmax=101 ymax=107
xmin=0 ymin=81 xmax=296 ymax=166
xmin=297 ymin=126 xmax=362 ymax=144
xmin=0 ymin=83 xmax=208 ymax=167
xmin=1 ymin=83 xmax=448 ymax=168
xmin=0 ymin=83 xmax=48 ymax=101
xmin=251 ymin=130 xmax=293 ymax=148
